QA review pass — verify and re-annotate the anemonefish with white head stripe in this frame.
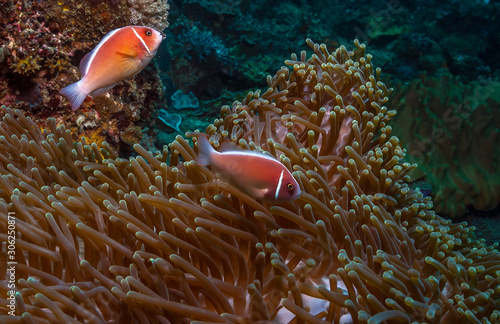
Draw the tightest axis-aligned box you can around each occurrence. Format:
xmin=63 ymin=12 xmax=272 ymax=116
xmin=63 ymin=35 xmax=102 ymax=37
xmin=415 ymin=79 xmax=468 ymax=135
xmin=59 ymin=26 xmax=163 ymax=110
xmin=196 ymin=134 xmax=301 ymax=202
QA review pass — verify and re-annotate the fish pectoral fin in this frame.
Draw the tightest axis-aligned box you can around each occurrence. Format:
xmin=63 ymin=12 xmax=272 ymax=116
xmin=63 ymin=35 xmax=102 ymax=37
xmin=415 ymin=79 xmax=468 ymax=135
xmin=89 ymin=84 xmax=116 ymax=97
xmin=116 ymin=50 xmax=139 ymax=60
xmin=114 ymin=53 xmax=143 ymax=77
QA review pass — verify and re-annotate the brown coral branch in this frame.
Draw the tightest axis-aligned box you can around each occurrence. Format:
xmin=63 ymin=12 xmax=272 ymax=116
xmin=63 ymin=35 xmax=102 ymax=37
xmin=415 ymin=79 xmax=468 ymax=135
xmin=0 ymin=39 xmax=499 ymax=323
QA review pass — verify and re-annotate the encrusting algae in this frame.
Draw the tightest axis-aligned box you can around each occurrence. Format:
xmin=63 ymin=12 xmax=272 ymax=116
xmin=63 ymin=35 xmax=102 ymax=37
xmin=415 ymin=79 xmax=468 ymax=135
xmin=0 ymin=40 xmax=499 ymax=323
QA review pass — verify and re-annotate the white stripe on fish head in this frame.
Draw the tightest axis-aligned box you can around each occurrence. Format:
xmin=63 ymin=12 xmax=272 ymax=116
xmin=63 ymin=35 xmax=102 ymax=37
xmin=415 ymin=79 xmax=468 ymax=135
xmin=275 ymin=170 xmax=284 ymax=201
xmin=131 ymin=27 xmax=151 ymax=54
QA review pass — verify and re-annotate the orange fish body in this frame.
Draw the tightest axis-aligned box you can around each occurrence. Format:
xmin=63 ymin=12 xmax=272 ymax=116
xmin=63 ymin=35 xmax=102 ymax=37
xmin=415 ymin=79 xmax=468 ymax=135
xmin=59 ymin=26 xmax=163 ymax=110
xmin=196 ymin=134 xmax=301 ymax=201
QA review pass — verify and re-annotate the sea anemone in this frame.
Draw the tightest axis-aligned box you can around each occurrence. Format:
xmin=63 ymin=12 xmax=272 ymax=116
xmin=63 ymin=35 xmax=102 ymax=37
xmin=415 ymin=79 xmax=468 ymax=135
xmin=0 ymin=40 xmax=499 ymax=323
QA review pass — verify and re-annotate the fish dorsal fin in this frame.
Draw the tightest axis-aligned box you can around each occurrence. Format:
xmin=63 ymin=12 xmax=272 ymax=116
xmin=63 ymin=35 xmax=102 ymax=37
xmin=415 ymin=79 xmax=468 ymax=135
xmin=79 ymin=27 xmax=123 ymax=76
xmin=89 ymin=84 xmax=116 ymax=97
xmin=220 ymin=141 xmax=278 ymax=162
xmin=219 ymin=140 xmax=244 ymax=153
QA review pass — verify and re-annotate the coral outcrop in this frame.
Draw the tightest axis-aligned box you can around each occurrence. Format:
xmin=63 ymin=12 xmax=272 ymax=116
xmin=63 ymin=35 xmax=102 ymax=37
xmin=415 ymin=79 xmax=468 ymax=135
xmin=0 ymin=0 xmax=168 ymax=155
xmin=0 ymin=40 xmax=499 ymax=323
xmin=390 ymin=73 xmax=500 ymax=217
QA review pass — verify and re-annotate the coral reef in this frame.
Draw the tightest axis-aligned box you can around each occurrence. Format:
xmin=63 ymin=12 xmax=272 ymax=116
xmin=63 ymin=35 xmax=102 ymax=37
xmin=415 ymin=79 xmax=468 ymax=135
xmin=161 ymin=0 xmax=499 ymax=103
xmin=390 ymin=73 xmax=500 ymax=217
xmin=1 ymin=40 xmax=499 ymax=323
xmin=0 ymin=0 xmax=168 ymax=155
xmin=163 ymin=0 xmax=336 ymax=105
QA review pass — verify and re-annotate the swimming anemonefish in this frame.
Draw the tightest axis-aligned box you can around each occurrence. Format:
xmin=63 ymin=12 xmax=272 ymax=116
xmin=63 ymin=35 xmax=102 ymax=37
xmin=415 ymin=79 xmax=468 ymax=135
xmin=196 ymin=134 xmax=301 ymax=202
xmin=59 ymin=26 xmax=163 ymax=110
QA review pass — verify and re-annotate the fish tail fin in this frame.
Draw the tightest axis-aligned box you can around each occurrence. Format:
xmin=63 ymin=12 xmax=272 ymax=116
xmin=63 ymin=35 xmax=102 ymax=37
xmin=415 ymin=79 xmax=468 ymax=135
xmin=196 ymin=133 xmax=215 ymax=166
xmin=59 ymin=81 xmax=88 ymax=111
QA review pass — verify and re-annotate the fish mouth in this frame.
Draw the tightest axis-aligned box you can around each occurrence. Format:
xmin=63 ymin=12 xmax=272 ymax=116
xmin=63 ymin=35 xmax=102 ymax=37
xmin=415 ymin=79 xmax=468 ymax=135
xmin=290 ymin=191 xmax=302 ymax=200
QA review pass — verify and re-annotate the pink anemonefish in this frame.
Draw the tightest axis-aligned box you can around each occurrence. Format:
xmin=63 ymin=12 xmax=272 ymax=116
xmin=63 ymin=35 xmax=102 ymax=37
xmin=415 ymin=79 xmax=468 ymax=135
xmin=196 ymin=134 xmax=301 ymax=202
xmin=59 ymin=26 xmax=163 ymax=110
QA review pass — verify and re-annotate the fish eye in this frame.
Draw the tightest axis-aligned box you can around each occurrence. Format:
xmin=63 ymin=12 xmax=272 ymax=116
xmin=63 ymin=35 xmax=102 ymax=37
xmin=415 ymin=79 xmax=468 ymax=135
xmin=287 ymin=183 xmax=294 ymax=191
xmin=145 ymin=30 xmax=152 ymax=36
